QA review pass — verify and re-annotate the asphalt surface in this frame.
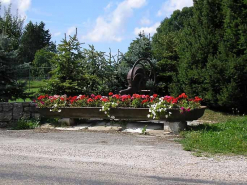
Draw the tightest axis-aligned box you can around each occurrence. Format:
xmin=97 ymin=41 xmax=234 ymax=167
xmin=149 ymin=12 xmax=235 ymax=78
xmin=0 ymin=129 xmax=246 ymax=185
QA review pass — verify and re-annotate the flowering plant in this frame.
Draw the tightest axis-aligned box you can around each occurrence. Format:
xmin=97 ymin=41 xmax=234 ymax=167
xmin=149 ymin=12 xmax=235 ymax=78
xmin=35 ymin=93 xmax=202 ymax=119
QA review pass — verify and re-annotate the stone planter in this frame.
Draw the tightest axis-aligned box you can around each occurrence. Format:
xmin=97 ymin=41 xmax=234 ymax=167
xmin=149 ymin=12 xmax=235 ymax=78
xmin=37 ymin=106 xmax=206 ymax=133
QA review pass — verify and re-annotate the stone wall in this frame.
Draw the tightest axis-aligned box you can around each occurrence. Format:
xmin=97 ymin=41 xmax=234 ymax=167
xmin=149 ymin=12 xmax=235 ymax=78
xmin=0 ymin=102 xmax=40 ymax=128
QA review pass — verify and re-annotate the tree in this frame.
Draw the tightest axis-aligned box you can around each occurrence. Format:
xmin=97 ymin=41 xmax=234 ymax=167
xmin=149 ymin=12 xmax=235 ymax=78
xmin=0 ymin=34 xmax=25 ymax=101
xmin=18 ymin=21 xmax=51 ymax=64
xmin=32 ymin=47 xmax=56 ymax=78
xmin=173 ymin=0 xmax=247 ymax=111
xmin=124 ymin=32 xmax=153 ymax=67
xmin=82 ymin=45 xmax=119 ymax=94
xmin=152 ymin=7 xmax=194 ymax=95
xmin=40 ymin=33 xmax=89 ymax=96
xmin=0 ymin=4 xmax=24 ymax=50
xmin=0 ymin=4 xmax=26 ymax=101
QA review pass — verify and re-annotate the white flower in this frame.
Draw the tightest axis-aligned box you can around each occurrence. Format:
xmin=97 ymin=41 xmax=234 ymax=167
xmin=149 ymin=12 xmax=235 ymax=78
xmin=104 ymin=111 xmax=107 ymax=114
xmin=147 ymin=114 xmax=150 ymax=118
xmin=108 ymin=108 xmax=110 ymax=111
xmin=54 ymin=104 xmax=57 ymax=107
xmin=108 ymin=115 xmax=110 ymax=117
xmin=102 ymin=106 xmax=104 ymax=109
xmin=50 ymin=109 xmax=52 ymax=112
xmin=169 ymin=112 xmax=172 ymax=115
xmin=99 ymin=109 xmax=102 ymax=111
xmin=111 ymin=116 xmax=115 ymax=119
xmin=165 ymin=115 xmax=168 ymax=118
xmin=58 ymin=109 xmax=62 ymax=112
xmin=149 ymin=109 xmax=151 ymax=112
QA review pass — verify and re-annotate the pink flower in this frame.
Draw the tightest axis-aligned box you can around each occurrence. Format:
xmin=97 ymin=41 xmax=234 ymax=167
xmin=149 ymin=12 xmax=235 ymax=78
xmin=91 ymin=94 xmax=95 ymax=98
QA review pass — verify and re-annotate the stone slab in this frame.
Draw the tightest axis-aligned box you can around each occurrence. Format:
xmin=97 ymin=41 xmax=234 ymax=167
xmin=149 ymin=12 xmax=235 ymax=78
xmin=2 ymin=103 xmax=13 ymax=112
xmin=0 ymin=112 xmax=12 ymax=121
xmin=24 ymin=107 xmax=30 ymax=112
xmin=88 ymin=126 xmax=122 ymax=131
xmin=58 ymin=118 xmax=75 ymax=126
xmin=13 ymin=103 xmax=23 ymax=120
xmin=0 ymin=122 xmax=8 ymax=128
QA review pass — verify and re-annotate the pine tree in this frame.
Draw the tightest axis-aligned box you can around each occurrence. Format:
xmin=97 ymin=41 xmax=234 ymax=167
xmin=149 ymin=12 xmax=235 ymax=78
xmin=152 ymin=7 xmax=193 ymax=95
xmin=0 ymin=34 xmax=25 ymax=101
xmin=18 ymin=21 xmax=51 ymax=64
xmin=40 ymin=33 xmax=88 ymax=96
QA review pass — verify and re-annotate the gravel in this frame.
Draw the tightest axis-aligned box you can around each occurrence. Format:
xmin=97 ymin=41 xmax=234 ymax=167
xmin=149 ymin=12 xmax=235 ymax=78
xmin=0 ymin=129 xmax=246 ymax=185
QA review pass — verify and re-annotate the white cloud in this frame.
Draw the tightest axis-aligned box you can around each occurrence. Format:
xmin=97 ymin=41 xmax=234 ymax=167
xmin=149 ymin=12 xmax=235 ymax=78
xmin=82 ymin=0 xmax=146 ymax=42
xmin=1 ymin=0 xmax=31 ymax=17
xmin=53 ymin=32 xmax=61 ymax=37
xmin=134 ymin=22 xmax=160 ymax=36
xmin=157 ymin=0 xmax=193 ymax=17
xmin=104 ymin=2 xmax=113 ymax=11
xmin=140 ymin=17 xmax=151 ymax=26
xmin=67 ymin=26 xmax=76 ymax=36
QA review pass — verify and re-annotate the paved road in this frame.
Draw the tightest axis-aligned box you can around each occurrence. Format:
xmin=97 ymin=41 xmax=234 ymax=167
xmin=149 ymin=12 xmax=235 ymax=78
xmin=0 ymin=129 xmax=246 ymax=185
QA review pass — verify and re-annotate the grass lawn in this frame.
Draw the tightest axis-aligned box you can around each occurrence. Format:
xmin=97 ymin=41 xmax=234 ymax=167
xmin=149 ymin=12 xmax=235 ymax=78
xmin=180 ymin=116 xmax=247 ymax=156
xmin=9 ymin=80 xmax=46 ymax=102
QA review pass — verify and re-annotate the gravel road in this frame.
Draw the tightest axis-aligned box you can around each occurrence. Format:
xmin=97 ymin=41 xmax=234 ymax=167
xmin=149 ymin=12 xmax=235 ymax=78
xmin=0 ymin=129 xmax=246 ymax=185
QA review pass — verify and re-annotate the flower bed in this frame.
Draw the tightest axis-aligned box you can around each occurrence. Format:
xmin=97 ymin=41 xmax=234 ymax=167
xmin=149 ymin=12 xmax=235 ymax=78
xmin=36 ymin=93 xmax=204 ymax=121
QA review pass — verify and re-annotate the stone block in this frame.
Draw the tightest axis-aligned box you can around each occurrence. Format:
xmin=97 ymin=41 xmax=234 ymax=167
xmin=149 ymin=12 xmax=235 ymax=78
xmin=30 ymin=103 xmax=37 ymax=113
xmin=22 ymin=102 xmax=30 ymax=107
xmin=0 ymin=112 xmax=12 ymax=121
xmin=58 ymin=118 xmax=75 ymax=126
xmin=163 ymin=121 xmax=187 ymax=134
xmin=13 ymin=103 xmax=23 ymax=120
xmin=0 ymin=122 xmax=8 ymax=128
xmin=22 ymin=113 xmax=30 ymax=120
xmin=2 ymin=103 xmax=13 ymax=112
xmin=32 ymin=113 xmax=41 ymax=120
xmin=24 ymin=107 xmax=30 ymax=112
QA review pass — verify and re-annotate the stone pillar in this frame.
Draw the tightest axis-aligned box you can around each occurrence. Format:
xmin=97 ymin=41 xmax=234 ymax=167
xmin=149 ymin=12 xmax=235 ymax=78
xmin=163 ymin=121 xmax=187 ymax=134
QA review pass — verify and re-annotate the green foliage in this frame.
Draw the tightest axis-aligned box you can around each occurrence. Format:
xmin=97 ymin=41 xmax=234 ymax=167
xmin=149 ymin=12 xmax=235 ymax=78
xmin=82 ymin=45 xmax=119 ymax=94
xmin=33 ymin=47 xmax=56 ymax=77
xmin=40 ymin=34 xmax=89 ymax=95
xmin=124 ymin=32 xmax=153 ymax=67
xmin=142 ymin=125 xmax=148 ymax=135
xmin=0 ymin=4 xmax=24 ymax=50
xmin=180 ymin=117 xmax=247 ymax=156
xmin=18 ymin=21 xmax=51 ymax=64
xmin=0 ymin=34 xmax=26 ymax=101
xmin=152 ymin=7 xmax=193 ymax=95
xmin=151 ymin=0 xmax=247 ymax=112
xmin=13 ymin=118 xmax=40 ymax=130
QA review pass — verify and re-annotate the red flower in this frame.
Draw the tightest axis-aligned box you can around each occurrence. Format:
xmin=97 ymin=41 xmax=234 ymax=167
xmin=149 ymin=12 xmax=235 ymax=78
xmin=60 ymin=97 xmax=65 ymax=101
xmin=87 ymin=98 xmax=94 ymax=103
xmin=113 ymin=94 xmax=120 ymax=99
xmin=153 ymin=94 xmax=158 ymax=98
xmin=178 ymin=93 xmax=188 ymax=99
xmin=37 ymin=95 xmax=45 ymax=100
xmin=95 ymin=95 xmax=102 ymax=100
xmin=193 ymin=96 xmax=203 ymax=103
xmin=109 ymin=92 xmax=113 ymax=96
xmin=133 ymin=94 xmax=141 ymax=99
xmin=101 ymin=98 xmax=108 ymax=102
xmin=142 ymin=99 xmax=148 ymax=104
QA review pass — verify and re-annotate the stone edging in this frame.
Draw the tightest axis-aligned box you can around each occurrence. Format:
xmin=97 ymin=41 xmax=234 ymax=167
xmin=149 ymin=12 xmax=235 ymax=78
xmin=0 ymin=102 xmax=39 ymax=128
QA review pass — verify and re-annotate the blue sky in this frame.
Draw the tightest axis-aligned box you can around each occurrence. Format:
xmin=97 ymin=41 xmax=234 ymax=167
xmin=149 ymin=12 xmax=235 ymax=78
xmin=2 ymin=0 xmax=193 ymax=54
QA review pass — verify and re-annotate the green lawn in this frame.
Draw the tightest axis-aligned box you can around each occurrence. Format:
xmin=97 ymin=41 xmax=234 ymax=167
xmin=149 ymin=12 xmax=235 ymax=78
xmin=180 ymin=116 xmax=247 ymax=156
xmin=199 ymin=109 xmax=241 ymax=123
xmin=10 ymin=80 xmax=46 ymax=102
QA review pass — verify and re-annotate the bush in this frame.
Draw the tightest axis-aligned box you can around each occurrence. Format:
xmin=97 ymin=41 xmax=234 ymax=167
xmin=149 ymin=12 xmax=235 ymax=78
xmin=13 ymin=119 xmax=40 ymax=130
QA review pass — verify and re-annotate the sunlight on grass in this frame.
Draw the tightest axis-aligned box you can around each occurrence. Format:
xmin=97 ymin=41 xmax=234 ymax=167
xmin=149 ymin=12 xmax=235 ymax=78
xmin=180 ymin=117 xmax=247 ymax=156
